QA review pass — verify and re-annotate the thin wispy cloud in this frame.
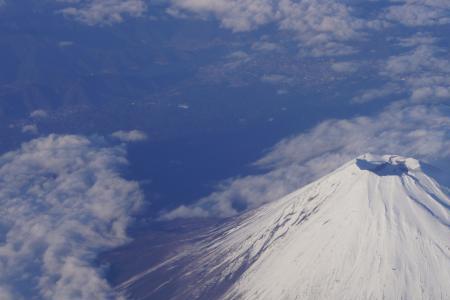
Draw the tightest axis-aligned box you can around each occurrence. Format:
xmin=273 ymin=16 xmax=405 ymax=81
xmin=30 ymin=109 xmax=49 ymax=119
xmin=351 ymin=83 xmax=403 ymax=104
xmin=21 ymin=124 xmax=38 ymax=134
xmin=330 ymin=61 xmax=359 ymax=73
xmin=111 ymin=130 xmax=148 ymax=142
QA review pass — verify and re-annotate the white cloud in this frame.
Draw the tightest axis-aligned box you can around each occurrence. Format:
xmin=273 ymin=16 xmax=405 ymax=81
xmin=227 ymin=50 xmax=250 ymax=61
xmin=169 ymin=0 xmax=369 ymax=56
xmin=161 ymin=103 xmax=450 ymax=219
xmin=168 ymin=0 xmax=277 ymax=32
xmin=251 ymin=41 xmax=281 ymax=52
xmin=177 ymin=104 xmax=189 ymax=109
xmin=111 ymin=130 xmax=148 ymax=142
xmin=30 ymin=109 xmax=49 ymax=119
xmin=381 ymin=44 xmax=450 ymax=103
xmin=351 ymin=83 xmax=403 ymax=104
xmin=60 ymin=0 xmax=147 ymax=26
xmin=277 ymin=0 xmax=367 ymax=56
xmin=411 ymin=86 xmax=450 ymax=101
xmin=351 ymin=35 xmax=450 ymax=105
xmin=22 ymin=124 xmax=38 ymax=134
xmin=384 ymin=1 xmax=450 ymax=26
xmin=383 ymin=45 xmax=450 ymax=76
xmin=0 ymin=134 xmax=143 ymax=299
xmin=397 ymin=32 xmax=438 ymax=47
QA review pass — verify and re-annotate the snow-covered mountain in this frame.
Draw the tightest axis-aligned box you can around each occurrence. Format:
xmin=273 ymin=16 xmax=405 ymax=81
xmin=115 ymin=154 xmax=450 ymax=300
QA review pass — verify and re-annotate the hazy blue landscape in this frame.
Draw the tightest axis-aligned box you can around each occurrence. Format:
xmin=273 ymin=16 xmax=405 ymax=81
xmin=1 ymin=0 xmax=450 ymax=299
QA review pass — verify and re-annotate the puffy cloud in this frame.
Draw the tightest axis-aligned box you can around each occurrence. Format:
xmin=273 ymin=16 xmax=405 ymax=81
xmin=30 ymin=109 xmax=49 ymax=119
xmin=351 ymin=35 xmax=450 ymax=105
xmin=276 ymin=0 xmax=367 ymax=56
xmin=381 ymin=44 xmax=450 ymax=103
xmin=168 ymin=0 xmax=277 ymax=32
xmin=169 ymin=0 xmax=368 ymax=56
xmin=384 ymin=0 xmax=450 ymax=26
xmin=60 ymin=0 xmax=147 ymax=26
xmin=383 ymin=45 xmax=450 ymax=76
xmin=161 ymin=103 xmax=450 ymax=219
xmin=111 ymin=129 xmax=148 ymax=142
xmin=352 ymin=33 xmax=450 ymax=104
xmin=0 ymin=134 xmax=143 ymax=299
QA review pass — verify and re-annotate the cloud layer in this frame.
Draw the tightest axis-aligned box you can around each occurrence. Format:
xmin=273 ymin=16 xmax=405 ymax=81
xmin=158 ymin=7 xmax=450 ymax=219
xmin=384 ymin=0 xmax=450 ymax=26
xmin=383 ymin=43 xmax=450 ymax=103
xmin=0 ymin=135 xmax=143 ymax=299
xmin=169 ymin=0 xmax=372 ymax=56
xmin=162 ymin=103 xmax=450 ymax=219
xmin=60 ymin=0 xmax=147 ymax=25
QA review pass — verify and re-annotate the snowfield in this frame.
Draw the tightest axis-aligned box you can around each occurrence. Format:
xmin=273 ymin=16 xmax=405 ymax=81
xmin=118 ymin=154 xmax=450 ymax=300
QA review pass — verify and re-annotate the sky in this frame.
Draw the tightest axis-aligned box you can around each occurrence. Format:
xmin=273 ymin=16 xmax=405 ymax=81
xmin=1 ymin=0 xmax=450 ymax=299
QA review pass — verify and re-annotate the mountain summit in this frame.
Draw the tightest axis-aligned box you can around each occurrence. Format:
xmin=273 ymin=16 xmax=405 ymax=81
xmin=117 ymin=154 xmax=450 ymax=300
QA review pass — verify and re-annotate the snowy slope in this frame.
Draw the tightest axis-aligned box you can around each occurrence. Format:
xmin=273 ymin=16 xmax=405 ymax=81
xmin=115 ymin=154 xmax=450 ymax=300
xmin=189 ymin=154 xmax=450 ymax=300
